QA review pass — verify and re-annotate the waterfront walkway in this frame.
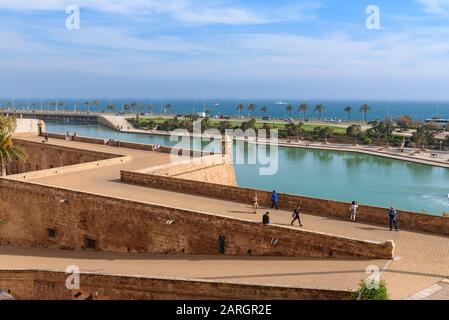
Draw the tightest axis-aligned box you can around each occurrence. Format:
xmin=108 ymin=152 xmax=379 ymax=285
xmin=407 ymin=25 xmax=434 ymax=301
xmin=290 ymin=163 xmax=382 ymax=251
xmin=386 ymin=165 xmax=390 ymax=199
xmin=4 ymin=136 xmax=449 ymax=299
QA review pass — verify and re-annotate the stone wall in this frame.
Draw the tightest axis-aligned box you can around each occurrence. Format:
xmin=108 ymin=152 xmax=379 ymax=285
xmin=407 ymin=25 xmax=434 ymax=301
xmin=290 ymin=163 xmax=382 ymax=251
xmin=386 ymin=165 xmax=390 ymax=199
xmin=0 ymin=270 xmax=353 ymax=300
xmin=43 ymin=132 xmax=215 ymax=157
xmin=0 ymin=179 xmax=393 ymax=259
xmin=120 ymin=170 xmax=449 ymax=236
xmin=6 ymin=139 xmax=120 ymax=175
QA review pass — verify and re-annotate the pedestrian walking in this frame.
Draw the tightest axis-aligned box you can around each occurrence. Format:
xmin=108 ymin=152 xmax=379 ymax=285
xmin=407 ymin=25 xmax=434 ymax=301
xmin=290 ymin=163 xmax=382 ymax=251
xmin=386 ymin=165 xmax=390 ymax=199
xmin=252 ymin=193 xmax=259 ymax=214
xmin=291 ymin=205 xmax=303 ymax=227
xmin=388 ymin=206 xmax=398 ymax=231
xmin=271 ymin=190 xmax=279 ymax=210
xmin=349 ymin=201 xmax=359 ymax=222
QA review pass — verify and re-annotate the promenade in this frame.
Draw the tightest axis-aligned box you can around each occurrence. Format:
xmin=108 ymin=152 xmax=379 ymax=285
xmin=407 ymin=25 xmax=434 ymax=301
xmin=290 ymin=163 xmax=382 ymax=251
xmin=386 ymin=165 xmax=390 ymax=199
xmin=2 ymin=136 xmax=449 ymax=299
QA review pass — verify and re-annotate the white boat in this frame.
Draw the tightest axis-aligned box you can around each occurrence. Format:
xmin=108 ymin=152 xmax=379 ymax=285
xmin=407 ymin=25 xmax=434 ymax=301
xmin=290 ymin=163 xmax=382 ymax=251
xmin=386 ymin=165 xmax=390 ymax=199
xmin=275 ymin=101 xmax=288 ymax=105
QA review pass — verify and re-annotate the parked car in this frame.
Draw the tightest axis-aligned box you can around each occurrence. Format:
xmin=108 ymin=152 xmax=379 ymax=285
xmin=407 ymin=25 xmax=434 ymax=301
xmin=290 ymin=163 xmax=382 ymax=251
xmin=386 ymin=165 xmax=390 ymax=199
xmin=262 ymin=116 xmax=270 ymax=121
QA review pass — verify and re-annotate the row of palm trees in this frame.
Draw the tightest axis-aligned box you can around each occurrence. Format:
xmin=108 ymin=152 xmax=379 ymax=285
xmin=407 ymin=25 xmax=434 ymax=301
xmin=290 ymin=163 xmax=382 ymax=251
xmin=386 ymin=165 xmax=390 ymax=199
xmin=236 ymin=103 xmax=371 ymax=122
xmin=0 ymin=99 xmax=165 ymax=114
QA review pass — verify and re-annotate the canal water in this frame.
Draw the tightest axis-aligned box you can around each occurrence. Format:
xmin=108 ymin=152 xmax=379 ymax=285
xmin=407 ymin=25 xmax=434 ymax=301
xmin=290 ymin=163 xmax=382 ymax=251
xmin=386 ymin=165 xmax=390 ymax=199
xmin=46 ymin=123 xmax=449 ymax=215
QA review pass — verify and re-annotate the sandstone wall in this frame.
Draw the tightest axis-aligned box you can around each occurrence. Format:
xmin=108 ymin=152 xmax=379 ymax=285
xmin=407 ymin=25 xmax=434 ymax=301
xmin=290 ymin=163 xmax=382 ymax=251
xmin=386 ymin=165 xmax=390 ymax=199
xmin=0 ymin=270 xmax=353 ymax=300
xmin=0 ymin=179 xmax=393 ymax=259
xmin=120 ymin=170 xmax=449 ymax=236
xmin=6 ymin=139 xmax=120 ymax=175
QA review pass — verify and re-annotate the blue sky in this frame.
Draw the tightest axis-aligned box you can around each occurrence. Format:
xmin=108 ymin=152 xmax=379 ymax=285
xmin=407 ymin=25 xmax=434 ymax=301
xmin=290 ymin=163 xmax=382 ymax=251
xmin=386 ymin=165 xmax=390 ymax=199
xmin=0 ymin=0 xmax=449 ymax=99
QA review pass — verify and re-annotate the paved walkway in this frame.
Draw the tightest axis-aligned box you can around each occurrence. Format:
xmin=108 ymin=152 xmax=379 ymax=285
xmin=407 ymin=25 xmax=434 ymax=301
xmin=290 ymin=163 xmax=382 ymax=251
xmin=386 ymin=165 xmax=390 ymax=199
xmin=7 ymin=136 xmax=449 ymax=299
xmin=0 ymin=246 xmax=382 ymax=293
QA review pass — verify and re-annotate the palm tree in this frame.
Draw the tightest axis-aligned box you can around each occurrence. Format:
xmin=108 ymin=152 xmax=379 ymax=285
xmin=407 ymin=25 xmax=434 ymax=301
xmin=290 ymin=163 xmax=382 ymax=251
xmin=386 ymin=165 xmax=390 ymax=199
xmin=360 ymin=104 xmax=370 ymax=122
xmin=107 ymin=103 xmax=115 ymax=113
xmin=50 ymin=101 xmax=57 ymax=111
xmin=84 ymin=101 xmax=91 ymax=113
xmin=130 ymin=102 xmax=137 ymax=115
xmin=92 ymin=100 xmax=100 ymax=113
xmin=237 ymin=104 xmax=245 ymax=116
xmin=57 ymin=101 xmax=65 ymax=111
xmin=261 ymin=106 xmax=268 ymax=115
xmin=123 ymin=104 xmax=130 ymax=113
xmin=286 ymin=104 xmax=293 ymax=117
xmin=315 ymin=104 xmax=324 ymax=120
xmin=0 ymin=116 xmax=27 ymax=176
xmin=165 ymin=104 xmax=172 ymax=114
xmin=344 ymin=106 xmax=352 ymax=121
xmin=248 ymin=104 xmax=256 ymax=117
xmin=299 ymin=102 xmax=308 ymax=120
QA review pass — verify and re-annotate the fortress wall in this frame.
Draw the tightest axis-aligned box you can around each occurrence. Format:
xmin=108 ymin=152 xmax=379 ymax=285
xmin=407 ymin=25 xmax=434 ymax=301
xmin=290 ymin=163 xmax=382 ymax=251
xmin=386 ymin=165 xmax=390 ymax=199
xmin=0 ymin=179 xmax=393 ymax=260
xmin=121 ymin=170 xmax=449 ymax=236
xmin=6 ymin=139 xmax=120 ymax=175
xmin=0 ymin=270 xmax=353 ymax=300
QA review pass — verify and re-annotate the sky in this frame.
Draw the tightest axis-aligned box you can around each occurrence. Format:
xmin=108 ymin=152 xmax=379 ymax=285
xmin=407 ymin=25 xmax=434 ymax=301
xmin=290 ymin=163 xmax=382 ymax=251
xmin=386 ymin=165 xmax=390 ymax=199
xmin=0 ymin=0 xmax=449 ymax=99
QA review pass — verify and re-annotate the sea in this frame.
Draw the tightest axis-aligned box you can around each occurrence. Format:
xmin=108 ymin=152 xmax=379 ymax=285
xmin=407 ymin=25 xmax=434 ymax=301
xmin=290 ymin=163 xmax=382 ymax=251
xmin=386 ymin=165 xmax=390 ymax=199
xmin=2 ymin=99 xmax=449 ymax=121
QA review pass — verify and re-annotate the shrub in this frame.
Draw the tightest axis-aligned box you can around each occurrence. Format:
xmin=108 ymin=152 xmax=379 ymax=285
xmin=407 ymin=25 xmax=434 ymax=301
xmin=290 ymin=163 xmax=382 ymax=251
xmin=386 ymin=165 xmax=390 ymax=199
xmin=353 ymin=280 xmax=389 ymax=300
xmin=363 ymin=137 xmax=372 ymax=145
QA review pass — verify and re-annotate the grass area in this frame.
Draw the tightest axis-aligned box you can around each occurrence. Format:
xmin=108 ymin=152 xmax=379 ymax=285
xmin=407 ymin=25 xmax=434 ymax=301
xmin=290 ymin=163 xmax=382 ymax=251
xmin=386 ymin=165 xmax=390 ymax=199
xmin=128 ymin=117 xmax=347 ymax=134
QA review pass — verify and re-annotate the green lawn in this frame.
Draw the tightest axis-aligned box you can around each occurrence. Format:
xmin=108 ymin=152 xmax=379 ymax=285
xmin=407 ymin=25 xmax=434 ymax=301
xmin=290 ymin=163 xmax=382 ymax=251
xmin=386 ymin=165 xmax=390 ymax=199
xmin=128 ymin=117 xmax=347 ymax=134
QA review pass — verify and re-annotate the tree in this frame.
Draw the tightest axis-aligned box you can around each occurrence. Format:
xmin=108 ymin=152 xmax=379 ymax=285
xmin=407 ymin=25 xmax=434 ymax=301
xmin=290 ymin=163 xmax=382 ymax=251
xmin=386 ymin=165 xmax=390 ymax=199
xmin=84 ymin=101 xmax=91 ymax=113
xmin=360 ymin=104 xmax=370 ymax=122
xmin=50 ymin=101 xmax=57 ymax=111
xmin=107 ymin=103 xmax=115 ymax=113
xmin=314 ymin=104 xmax=324 ymax=120
xmin=346 ymin=124 xmax=362 ymax=137
xmin=261 ymin=106 xmax=268 ymax=115
xmin=92 ymin=100 xmax=100 ymax=113
xmin=237 ymin=104 xmax=245 ymax=116
xmin=353 ymin=280 xmax=389 ymax=300
xmin=344 ymin=106 xmax=352 ymax=121
xmin=248 ymin=104 xmax=256 ymax=117
xmin=57 ymin=101 xmax=65 ymax=111
xmin=0 ymin=116 xmax=27 ymax=176
xmin=165 ymin=104 xmax=172 ymax=114
xmin=412 ymin=125 xmax=434 ymax=150
xmin=123 ymin=104 xmax=130 ymax=112
xmin=395 ymin=115 xmax=414 ymax=129
xmin=285 ymin=122 xmax=304 ymax=141
xmin=300 ymin=102 xmax=308 ymax=120
xmin=286 ymin=104 xmax=293 ymax=117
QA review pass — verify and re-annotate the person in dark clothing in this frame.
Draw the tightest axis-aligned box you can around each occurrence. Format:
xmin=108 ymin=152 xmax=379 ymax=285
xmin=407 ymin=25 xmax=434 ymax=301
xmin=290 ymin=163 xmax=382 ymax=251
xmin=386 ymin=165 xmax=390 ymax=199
xmin=388 ymin=206 xmax=398 ymax=231
xmin=262 ymin=212 xmax=271 ymax=225
xmin=271 ymin=190 xmax=279 ymax=210
xmin=291 ymin=205 xmax=303 ymax=227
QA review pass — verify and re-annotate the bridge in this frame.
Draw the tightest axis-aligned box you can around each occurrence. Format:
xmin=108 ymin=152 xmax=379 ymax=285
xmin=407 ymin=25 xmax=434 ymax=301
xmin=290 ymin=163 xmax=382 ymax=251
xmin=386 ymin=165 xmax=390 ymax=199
xmin=0 ymin=109 xmax=98 ymax=124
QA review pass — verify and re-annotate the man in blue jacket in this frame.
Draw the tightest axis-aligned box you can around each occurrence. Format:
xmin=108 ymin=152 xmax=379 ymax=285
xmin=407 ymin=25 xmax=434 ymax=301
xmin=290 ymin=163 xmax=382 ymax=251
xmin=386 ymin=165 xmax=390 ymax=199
xmin=388 ymin=206 xmax=398 ymax=231
xmin=271 ymin=190 xmax=279 ymax=210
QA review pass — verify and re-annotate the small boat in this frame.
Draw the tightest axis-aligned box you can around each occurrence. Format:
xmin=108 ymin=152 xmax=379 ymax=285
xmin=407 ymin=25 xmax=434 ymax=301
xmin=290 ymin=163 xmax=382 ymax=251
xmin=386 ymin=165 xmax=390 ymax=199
xmin=275 ymin=101 xmax=288 ymax=105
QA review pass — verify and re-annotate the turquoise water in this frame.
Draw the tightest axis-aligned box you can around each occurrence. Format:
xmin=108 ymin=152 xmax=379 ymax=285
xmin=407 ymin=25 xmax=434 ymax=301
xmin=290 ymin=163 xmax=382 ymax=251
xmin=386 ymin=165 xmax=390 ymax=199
xmin=46 ymin=123 xmax=449 ymax=215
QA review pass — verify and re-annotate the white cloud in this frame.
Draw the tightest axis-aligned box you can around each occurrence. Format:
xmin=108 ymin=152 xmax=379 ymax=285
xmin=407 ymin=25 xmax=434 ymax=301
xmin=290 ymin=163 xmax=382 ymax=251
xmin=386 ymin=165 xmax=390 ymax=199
xmin=416 ymin=0 xmax=449 ymax=15
xmin=0 ymin=0 xmax=316 ymax=25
